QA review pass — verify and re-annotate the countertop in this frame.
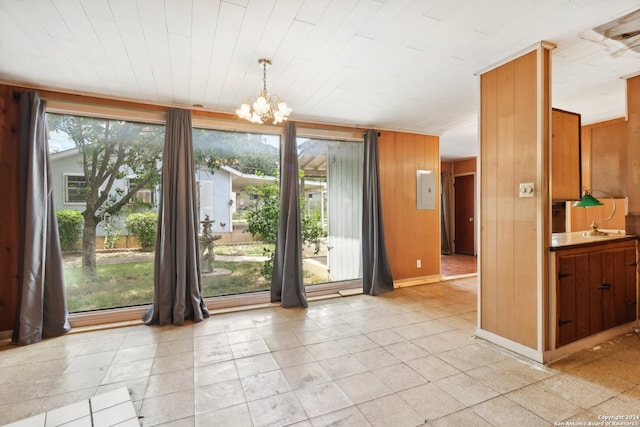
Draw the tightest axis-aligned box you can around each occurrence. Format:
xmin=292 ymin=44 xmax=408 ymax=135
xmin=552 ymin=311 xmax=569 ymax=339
xmin=551 ymin=230 xmax=638 ymax=251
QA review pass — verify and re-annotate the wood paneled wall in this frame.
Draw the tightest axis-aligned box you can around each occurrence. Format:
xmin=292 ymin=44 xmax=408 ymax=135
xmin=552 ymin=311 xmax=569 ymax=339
xmin=453 ymin=158 xmax=476 ymax=175
xmin=572 ymin=117 xmax=626 ymax=234
xmin=480 ymin=46 xmax=551 ymax=351
xmin=441 ymin=161 xmax=453 ymax=174
xmin=378 ymin=131 xmax=440 ymax=280
xmin=0 ymin=86 xmax=20 ymax=331
xmin=580 ymin=117 xmax=626 ymax=192
xmin=627 ymin=76 xmax=640 ymax=220
xmin=441 ymin=159 xmax=476 ymax=176
xmin=590 ymin=120 xmax=627 ymax=198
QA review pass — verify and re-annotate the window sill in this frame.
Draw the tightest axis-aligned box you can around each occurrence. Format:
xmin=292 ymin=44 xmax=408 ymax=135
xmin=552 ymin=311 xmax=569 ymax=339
xmin=67 ymin=280 xmax=363 ymax=330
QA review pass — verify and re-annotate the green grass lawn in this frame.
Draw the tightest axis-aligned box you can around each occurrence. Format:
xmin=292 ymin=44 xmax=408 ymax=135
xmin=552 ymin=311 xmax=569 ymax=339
xmin=64 ymin=260 xmax=270 ymax=312
xmin=64 ymin=244 xmax=325 ymax=312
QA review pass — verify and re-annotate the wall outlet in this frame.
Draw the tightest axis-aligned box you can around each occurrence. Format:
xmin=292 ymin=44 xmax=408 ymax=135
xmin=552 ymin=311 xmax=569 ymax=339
xmin=417 ymin=259 xmax=422 ymax=268
xmin=519 ymin=182 xmax=535 ymax=198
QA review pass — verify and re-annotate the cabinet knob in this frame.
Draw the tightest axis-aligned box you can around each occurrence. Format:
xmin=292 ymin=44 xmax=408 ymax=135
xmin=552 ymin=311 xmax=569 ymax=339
xmin=558 ymin=319 xmax=572 ymax=326
xmin=599 ymin=283 xmax=611 ymax=290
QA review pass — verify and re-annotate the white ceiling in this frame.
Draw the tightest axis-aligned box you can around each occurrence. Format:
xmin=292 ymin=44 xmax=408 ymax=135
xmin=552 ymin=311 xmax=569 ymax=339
xmin=2 ymin=0 xmax=640 ymax=160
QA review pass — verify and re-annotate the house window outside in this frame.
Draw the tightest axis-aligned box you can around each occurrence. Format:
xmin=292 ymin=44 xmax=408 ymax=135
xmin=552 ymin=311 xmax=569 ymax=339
xmin=127 ymin=177 xmax=155 ymax=206
xmin=64 ymin=174 xmax=87 ymax=204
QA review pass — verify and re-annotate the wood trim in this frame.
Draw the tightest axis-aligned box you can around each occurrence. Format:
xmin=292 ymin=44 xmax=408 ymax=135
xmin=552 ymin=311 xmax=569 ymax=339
xmin=2 ymin=81 xmax=376 ymax=137
xmin=474 ymin=40 xmax=556 ymax=76
xmin=68 ymin=281 xmax=362 ymax=328
xmin=538 ymin=45 xmax=552 ymax=353
xmin=0 ymin=86 xmax=20 ymax=331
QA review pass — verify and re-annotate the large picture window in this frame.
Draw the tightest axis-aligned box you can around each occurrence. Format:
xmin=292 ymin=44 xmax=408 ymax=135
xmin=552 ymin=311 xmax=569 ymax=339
xmin=48 ymin=109 xmax=363 ymax=314
xmin=192 ymin=127 xmax=281 ymax=297
xmin=297 ymin=137 xmax=364 ymax=284
xmin=48 ymin=113 xmax=165 ymax=312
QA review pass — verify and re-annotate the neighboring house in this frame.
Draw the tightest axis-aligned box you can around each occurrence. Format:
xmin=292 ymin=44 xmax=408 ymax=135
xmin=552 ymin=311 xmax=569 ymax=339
xmin=196 ymin=165 xmax=277 ymax=233
xmin=49 ymin=148 xmax=276 ymax=239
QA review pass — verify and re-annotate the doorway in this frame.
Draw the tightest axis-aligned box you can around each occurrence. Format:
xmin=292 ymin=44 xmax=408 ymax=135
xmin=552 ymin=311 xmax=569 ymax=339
xmin=441 ymin=173 xmax=477 ymax=278
xmin=454 ymin=174 xmax=475 ymax=255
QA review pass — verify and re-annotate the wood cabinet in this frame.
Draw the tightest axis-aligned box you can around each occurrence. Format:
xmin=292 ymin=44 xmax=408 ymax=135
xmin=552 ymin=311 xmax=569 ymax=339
xmin=555 ymin=239 xmax=637 ymax=347
xmin=551 ymin=108 xmax=581 ymax=201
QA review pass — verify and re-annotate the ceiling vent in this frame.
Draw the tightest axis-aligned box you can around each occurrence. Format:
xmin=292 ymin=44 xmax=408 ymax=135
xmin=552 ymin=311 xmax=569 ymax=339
xmin=593 ymin=8 xmax=640 ymax=55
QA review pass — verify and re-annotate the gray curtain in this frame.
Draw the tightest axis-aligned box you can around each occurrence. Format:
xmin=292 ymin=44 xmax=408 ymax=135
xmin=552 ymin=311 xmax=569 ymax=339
xmin=271 ymin=121 xmax=307 ymax=308
xmin=362 ymin=130 xmax=394 ymax=295
xmin=441 ymin=172 xmax=454 ymax=255
xmin=143 ymin=108 xmax=209 ymax=326
xmin=13 ymin=91 xmax=71 ymax=345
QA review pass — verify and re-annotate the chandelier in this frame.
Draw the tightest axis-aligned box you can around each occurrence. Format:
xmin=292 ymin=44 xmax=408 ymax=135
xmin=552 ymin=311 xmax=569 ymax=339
xmin=236 ymin=58 xmax=292 ymax=124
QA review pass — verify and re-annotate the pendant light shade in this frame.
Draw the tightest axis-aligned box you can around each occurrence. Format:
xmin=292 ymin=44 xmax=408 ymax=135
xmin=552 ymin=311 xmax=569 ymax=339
xmin=572 ymin=191 xmax=603 ymax=208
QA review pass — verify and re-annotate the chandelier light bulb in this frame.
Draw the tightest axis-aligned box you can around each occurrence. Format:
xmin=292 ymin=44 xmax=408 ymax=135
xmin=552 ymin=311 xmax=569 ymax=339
xmin=235 ymin=103 xmax=251 ymax=120
xmin=236 ymin=58 xmax=292 ymax=125
xmin=277 ymin=101 xmax=292 ymax=115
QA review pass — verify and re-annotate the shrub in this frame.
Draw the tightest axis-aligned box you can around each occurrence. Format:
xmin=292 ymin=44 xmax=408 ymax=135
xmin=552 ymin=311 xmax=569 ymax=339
xmin=103 ymin=217 xmax=122 ymax=249
xmin=124 ymin=212 xmax=158 ymax=249
xmin=245 ymin=178 xmax=326 ymax=280
xmin=57 ymin=210 xmax=84 ymax=251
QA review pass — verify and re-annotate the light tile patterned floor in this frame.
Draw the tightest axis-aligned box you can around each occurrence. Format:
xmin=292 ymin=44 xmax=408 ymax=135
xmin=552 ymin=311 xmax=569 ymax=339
xmin=4 ymin=387 xmax=139 ymax=427
xmin=1 ymin=277 xmax=639 ymax=426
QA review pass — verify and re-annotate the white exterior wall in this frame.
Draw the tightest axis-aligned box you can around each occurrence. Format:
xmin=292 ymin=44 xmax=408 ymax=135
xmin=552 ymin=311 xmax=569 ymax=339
xmin=196 ymin=169 xmax=232 ymax=233
xmin=327 ymin=143 xmax=363 ymax=281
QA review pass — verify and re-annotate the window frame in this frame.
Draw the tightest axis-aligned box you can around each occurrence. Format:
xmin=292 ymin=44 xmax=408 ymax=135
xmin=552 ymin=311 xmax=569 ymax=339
xmin=63 ymin=173 xmax=88 ymax=205
xmin=46 ymin=97 xmax=364 ymax=327
xmin=126 ymin=176 xmax=156 ymax=206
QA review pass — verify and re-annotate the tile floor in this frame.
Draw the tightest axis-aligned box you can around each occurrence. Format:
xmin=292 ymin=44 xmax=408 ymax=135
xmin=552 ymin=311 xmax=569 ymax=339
xmin=1 ymin=276 xmax=639 ymax=427
xmin=5 ymin=387 xmax=139 ymax=427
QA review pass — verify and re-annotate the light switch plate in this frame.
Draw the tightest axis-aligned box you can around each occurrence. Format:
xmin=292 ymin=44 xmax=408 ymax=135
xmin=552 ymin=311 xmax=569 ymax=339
xmin=519 ymin=182 xmax=534 ymax=197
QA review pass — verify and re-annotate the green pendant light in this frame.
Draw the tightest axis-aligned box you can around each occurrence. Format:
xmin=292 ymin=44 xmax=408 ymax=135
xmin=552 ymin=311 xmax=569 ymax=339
xmin=573 ymin=191 xmax=603 ymax=208
xmin=572 ymin=189 xmax=616 ymax=236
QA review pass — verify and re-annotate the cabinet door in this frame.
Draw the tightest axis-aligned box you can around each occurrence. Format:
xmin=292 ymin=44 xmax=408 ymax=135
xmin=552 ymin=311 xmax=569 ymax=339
xmin=557 ymin=254 xmax=577 ymax=347
xmin=611 ymin=248 xmax=629 ymax=327
xmin=556 ymin=241 xmax=638 ymax=349
xmin=588 ymin=247 xmax=635 ymax=333
xmin=589 ymin=251 xmax=604 ymax=335
xmin=601 ymin=250 xmax=616 ymax=331
xmin=574 ymin=254 xmax=591 ymax=340
xmin=551 ymin=109 xmax=581 ymax=201
xmin=557 ymin=253 xmax=591 ymax=347
xmin=624 ymin=247 xmax=638 ymax=323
